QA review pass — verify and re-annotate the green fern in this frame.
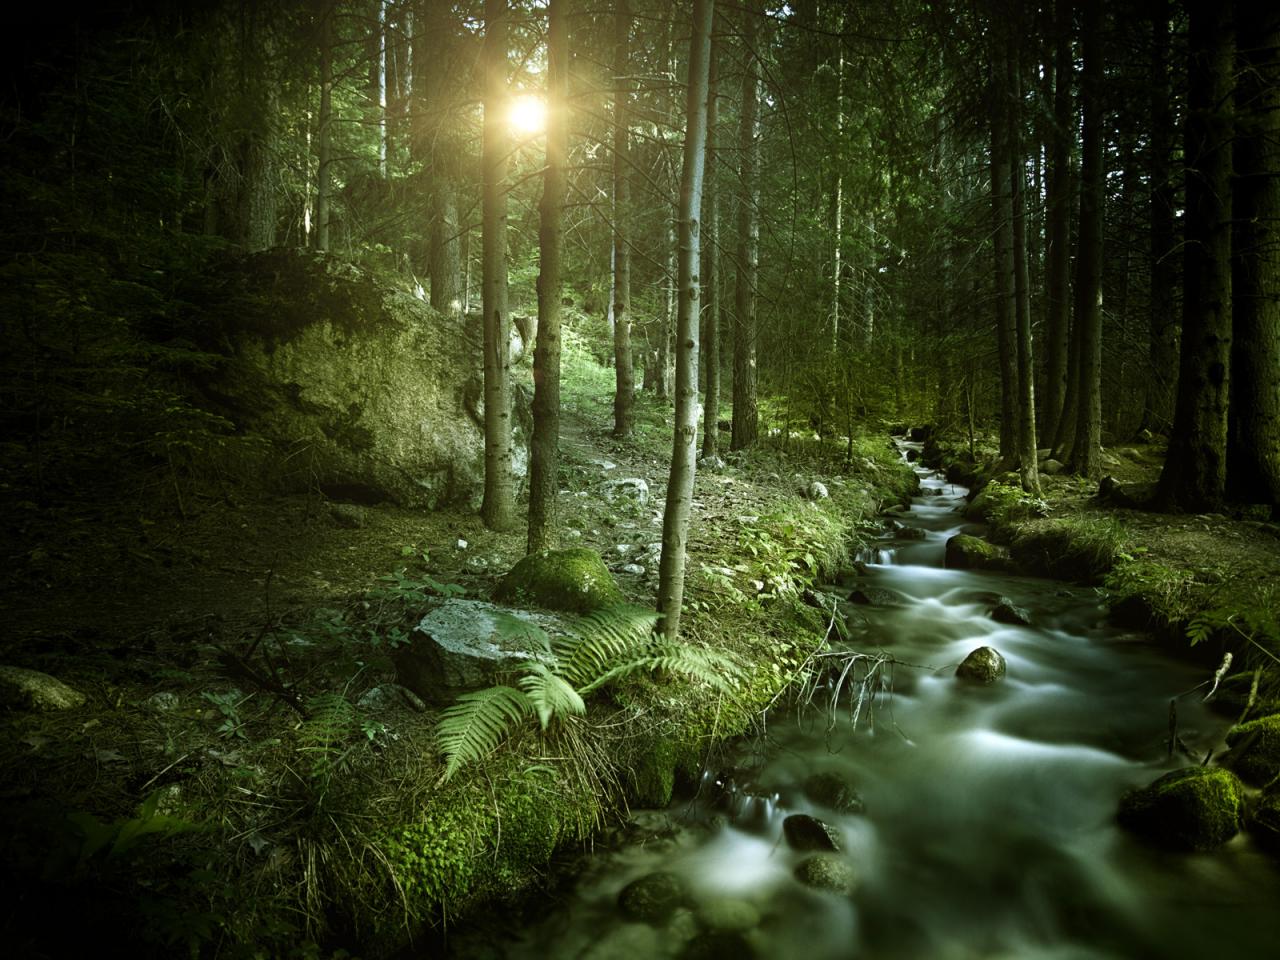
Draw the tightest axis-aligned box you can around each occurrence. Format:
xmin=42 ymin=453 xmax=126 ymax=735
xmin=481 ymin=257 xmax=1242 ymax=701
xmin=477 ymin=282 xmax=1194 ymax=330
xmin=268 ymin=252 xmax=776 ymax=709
xmin=300 ymin=691 xmax=357 ymax=785
xmin=436 ymin=605 xmax=737 ymax=781
xmin=436 ymin=685 xmax=532 ymax=781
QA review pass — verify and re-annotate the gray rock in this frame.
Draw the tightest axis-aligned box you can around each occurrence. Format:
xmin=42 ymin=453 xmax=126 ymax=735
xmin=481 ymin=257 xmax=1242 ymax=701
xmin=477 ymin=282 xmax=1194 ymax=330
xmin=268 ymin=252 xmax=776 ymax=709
xmin=391 ymin=600 xmax=564 ymax=703
xmin=620 ymin=563 xmax=646 ymax=576
xmin=990 ymin=600 xmax=1031 ymax=626
xmin=803 ymin=772 xmax=865 ymax=815
xmin=896 ymin=526 xmax=927 ymax=540
xmin=0 ymin=666 xmax=85 ymax=711
xmin=1041 ymin=459 xmax=1065 ymax=476
xmin=357 ymin=683 xmax=426 ymax=713
xmin=956 ymin=646 xmax=1007 ymax=684
xmin=846 ymin=587 xmax=905 ymax=607
xmin=794 ymin=854 xmax=855 ymax=894
xmin=806 ymin=481 xmax=830 ymax=500
xmin=783 ymin=813 xmax=842 ymax=852
xmin=602 ymin=477 xmax=650 ymax=506
xmin=698 ymin=455 xmax=727 ymax=471
xmin=329 ymin=503 xmax=366 ymax=528
xmin=144 ymin=691 xmax=180 ymax=712
xmin=618 ymin=871 xmax=686 ymax=923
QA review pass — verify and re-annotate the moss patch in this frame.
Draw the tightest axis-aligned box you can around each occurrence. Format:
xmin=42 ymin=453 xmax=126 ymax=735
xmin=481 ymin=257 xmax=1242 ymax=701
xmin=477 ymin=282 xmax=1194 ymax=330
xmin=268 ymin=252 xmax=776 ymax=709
xmin=1117 ymin=766 xmax=1243 ymax=851
xmin=944 ymin=534 xmax=1009 ymax=572
xmin=493 ymin=548 xmax=623 ymax=613
xmin=1225 ymin=715 xmax=1280 ymax=788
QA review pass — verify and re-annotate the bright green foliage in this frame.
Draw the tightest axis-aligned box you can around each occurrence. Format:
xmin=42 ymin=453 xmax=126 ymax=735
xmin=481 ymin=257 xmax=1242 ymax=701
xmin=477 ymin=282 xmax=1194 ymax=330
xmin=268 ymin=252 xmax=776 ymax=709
xmin=494 ymin=548 xmax=624 ymax=613
xmin=299 ymin=692 xmax=359 ymax=798
xmin=434 ymin=605 xmax=737 ymax=781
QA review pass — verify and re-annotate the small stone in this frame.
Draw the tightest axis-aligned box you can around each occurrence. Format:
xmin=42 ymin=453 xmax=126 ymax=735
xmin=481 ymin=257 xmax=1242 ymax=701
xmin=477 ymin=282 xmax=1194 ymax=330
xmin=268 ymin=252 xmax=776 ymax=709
xmin=621 ymin=563 xmax=646 ymax=576
xmin=806 ymin=481 xmax=829 ymax=500
xmin=782 ymin=813 xmax=841 ymax=852
xmin=465 ymin=556 xmax=490 ymax=573
xmin=698 ymin=455 xmax=727 ymax=471
xmin=803 ymin=772 xmax=865 ymax=815
xmin=956 ymin=646 xmax=1006 ymax=684
xmin=990 ymin=600 xmax=1032 ymax=626
xmin=456 ymin=538 xmax=468 ymax=550
xmin=0 ymin=665 xmax=86 ymax=711
xmin=602 ymin=477 xmax=650 ymax=506
xmin=615 ymin=544 xmax=633 ymax=555
xmin=618 ymin=871 xmax=686 ymax=924
xmin=144 ymin=691 xmax=180 ymax=712
xmin=695 ymin=898 xmax=760 ymax=933
xmin=794 ymin=854 xmax=855 ymax=894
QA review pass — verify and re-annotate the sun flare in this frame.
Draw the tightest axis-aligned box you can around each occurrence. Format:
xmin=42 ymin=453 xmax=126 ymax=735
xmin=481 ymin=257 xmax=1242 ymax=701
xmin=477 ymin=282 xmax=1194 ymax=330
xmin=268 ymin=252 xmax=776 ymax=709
xmin=509 ymin=94 xmax=547 ymax=135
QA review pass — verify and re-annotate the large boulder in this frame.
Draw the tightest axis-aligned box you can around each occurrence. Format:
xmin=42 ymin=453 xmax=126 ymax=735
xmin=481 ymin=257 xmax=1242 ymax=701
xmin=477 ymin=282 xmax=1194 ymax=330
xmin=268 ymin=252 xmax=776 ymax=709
xmin=944 ymin=534 xmax=1010 ymax=572
xmin=1117 ymin=766 xmax=1243 ymax=851
xmin=391 ymin=600 xmax=564 ymax=703
xmin=494 ymin=548 xmax=623 ymax=613
xmin=187 ymin=249 xmax=525 ymax=508
xmin=0 ymin=665 xmax=85 ymax=711
xmin=1224 ymin=715 xmax=1280 ymax=787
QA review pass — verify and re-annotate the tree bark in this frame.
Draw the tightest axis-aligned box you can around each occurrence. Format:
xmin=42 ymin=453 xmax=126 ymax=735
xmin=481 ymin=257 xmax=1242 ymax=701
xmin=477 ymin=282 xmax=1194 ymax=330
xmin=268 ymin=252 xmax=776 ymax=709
xmin=1141 ymin=0 xmax=1178 ymax=435
xmin=989 ymin=39 xmax=1018 ymax=465
xmin=730 ymin=1 xmax=760 ymax=451
xmin=612 ymin=0 xmax=635 ymax=437
xmin=1042 ymin=0 xmax=1072 ymax=447
xmin=657 ymin=0 xmax=714 ymax=641
xmin=701 ymin=29 xmax=720 ymax=460
xmin=528 ymin=0 xmax=568 ymax=553
xmin=315 ymin=1 xmax=333 ymax=253
xmin=1156 ymin=0 xmax=1234 ymax=510
xmin=1068 ymin=0 xmax=1104 ymax=479
xmin=1008 ymin=42 xmax=1040 ymax=494
xmin=1227 ymin=6 xmax=1280 ymax=510
xmin=481 ymin=0 xmax=516 ymax=530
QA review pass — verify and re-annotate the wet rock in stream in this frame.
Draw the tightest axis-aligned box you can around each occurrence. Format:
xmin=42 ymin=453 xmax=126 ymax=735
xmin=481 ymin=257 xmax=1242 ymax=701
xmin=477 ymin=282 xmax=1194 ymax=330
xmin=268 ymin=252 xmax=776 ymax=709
xmin=794 ymin=854 xmax=856 ymax=894
xmin=694 ymin=898 xmax=760 ymax=934
xmin=1223 ymin=714 xmax=1280 ymax=787
xmin=846 ymin=586 xmax=906 ymax=607
xmin=783 ymin=813 xmax=842 ymax=851
xmin=955 ymin=646 xmax=1007 ymax=684
xmin=803 ymin=772 xmax=866 ymax=815
xmin=944 ymin=534 xmax=1011 ymax=572
xmin=681 ymin=930 xmax=757 ymax=960
xmin=617 ymin=871 xmax=687 ymax=923
xmin=1117 ymin=766 xmax=1243 ymax=851
xmin=989 ymin=599 xmax=1032 ymax=626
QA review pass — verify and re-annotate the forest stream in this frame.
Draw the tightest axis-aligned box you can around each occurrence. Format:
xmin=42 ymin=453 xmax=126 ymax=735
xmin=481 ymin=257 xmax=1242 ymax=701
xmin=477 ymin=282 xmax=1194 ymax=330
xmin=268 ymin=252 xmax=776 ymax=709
xmin=445 ymin=444 xmax=1280 ymax=960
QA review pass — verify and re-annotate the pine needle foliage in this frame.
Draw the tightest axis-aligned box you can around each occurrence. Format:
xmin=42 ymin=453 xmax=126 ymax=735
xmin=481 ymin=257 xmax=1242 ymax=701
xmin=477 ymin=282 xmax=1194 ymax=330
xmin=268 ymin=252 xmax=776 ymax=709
xmin=435 ymin=604 xmax=738 ymax=781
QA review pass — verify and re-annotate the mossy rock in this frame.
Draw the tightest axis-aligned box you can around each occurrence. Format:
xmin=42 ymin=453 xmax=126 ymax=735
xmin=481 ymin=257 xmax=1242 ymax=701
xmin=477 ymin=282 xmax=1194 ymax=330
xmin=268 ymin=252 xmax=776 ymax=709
xmin=794 ymin=854 xmax=855 ymax=894
xmin=681 ymin=930 xmax=757 ymax=960
xmin=955 ymin=646 xmax=1006 ymax=684
xmin=618 ymin=871 xmax=686 ymax=923
xmin=494 ymin=548 xmax=623 ymax=613
xmin=626 ymin=735 xmax=699 ymax=808
xmin=1246 ymin=787 xmax=1280 ymax=856
xmin=944 ymin=534 xmax=1010 ymax=572
xmin=1224 ymin=715 xmax=1280 ymax=787
xmin=803 ymin=772 xmax=865 ymax=815
xmin=695 ymin=897 xmax=760 ymax=934
xmin=1117 ymin=766 xmax=1243 ymax=851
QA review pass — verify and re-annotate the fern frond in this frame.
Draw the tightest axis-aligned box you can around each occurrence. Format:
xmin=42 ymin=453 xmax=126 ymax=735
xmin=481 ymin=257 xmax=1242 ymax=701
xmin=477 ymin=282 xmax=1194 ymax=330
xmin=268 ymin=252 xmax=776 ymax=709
xmin=554 ymin=605 xmax=660 ymax=690
xmin=578 ymin=643 xmax=739 ymax=695
xmin=436 ymin=685 xmax=532 ymax=782
xmin=300 ymin=692 xmax=357 ymax=781
xmin=518 ymin=662 xmax=586 ymax=731
xmin=493 ymin=611 xmax=553 ymax=657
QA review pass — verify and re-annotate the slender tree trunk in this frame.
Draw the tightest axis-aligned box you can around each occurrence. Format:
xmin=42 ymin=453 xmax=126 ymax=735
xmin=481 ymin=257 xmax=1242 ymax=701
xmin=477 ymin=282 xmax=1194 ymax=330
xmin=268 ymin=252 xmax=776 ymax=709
xmin=1068 ymin=0 xmax=1104 ymax=478
xmin=612 ymin=0 xmax=635 ymax=437
xmin=989 ymin=41 xmax=1018 ymax=465
xmin=657 ymin=0 xmax=714 ymax=641
xmin=1008 ymin=45 xmax=1040 ymax=493
xmin=481 ymin=0 xmax=515 ymax=530
xmin=1156 ymin=0 xmax=1234 ymax=510
xmin=1141 ymin=0 xmax=1178 ymax=435
xmin=730 ymin=1 xmax=760 ymax=451
xmin=528 ymin=0 xmax=568 ymax=553
xmin=377 ymin=0 xmax=388 ymax=179
xmin=701 ymin=30 xmax=720 ymax=460
xmin=1227 ymin=6 xmax=1280 ymax=509
xmin=1043 ymin=0 xmax=1072 ymax=446
xmin=315 ymin=1 xmax=333 ymax=253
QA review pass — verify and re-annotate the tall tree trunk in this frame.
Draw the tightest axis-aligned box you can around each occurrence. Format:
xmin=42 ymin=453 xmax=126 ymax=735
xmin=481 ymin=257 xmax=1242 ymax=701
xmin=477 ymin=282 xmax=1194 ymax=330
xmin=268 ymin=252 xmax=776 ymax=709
xmin=1156 ymin=0 xmax=1234 ymax=510
xmin=730 ymin=1 xmax=760 ymax=451
xmin=1042 ymin=0 xmax=1072 ymax=446
xmin=1068 ymin=0 xmax=1104 ymax=478
xmin=315 ymin=1 xmax=333 ymax=253
xmin=1008 ymin=43 xmax=1040 ymax=494
xmin=657 ymin=0 xmax=714 ymax=641
xmin=989 ymin=40 xmax=1018 ymax=465
xmin=1141 ymin=0 xmax=1178 ymax=435
xmin=701 ymin=29 xmax=720 ymax=460
xmin=612 ymin=0 xmax=635 ymax=437
xmin=1227 ymin=6 xmax=1280 ymax=510
xmin=377 ymin=0 xmax=388 ymax=178
xmin=528 ymin=0 xmax=568 ymax=553
xmin=481 ymin=0 xmax=516 ymax=530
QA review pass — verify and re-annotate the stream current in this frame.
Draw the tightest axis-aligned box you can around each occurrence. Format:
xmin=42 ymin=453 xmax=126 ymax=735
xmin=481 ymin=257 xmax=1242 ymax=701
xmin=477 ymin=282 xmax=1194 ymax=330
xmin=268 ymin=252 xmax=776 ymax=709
xmin=456 ymin=445 xmax=1280 ymax=959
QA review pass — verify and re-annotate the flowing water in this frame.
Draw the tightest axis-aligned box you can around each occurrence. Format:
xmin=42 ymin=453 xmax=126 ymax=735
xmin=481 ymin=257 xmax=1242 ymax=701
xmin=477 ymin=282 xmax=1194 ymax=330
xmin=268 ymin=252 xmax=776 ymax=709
xmin=451 ymin=444 xmax=1280 ymax=959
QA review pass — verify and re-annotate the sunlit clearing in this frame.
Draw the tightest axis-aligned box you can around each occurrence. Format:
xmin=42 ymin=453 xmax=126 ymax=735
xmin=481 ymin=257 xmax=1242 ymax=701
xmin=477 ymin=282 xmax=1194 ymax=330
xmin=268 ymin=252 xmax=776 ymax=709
xmin=509 ymin=94 xmax=546 ymax=135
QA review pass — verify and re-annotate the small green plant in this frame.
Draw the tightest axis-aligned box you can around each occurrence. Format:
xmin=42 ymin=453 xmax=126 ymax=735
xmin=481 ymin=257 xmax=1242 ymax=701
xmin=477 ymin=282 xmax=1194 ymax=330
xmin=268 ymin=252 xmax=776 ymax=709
xmin=50 ymin=790 xmax=205 ymax=878
xmin=202 ymin=689 xmax=250 ymax=739
xmin=1188 ymin=587 xmax=1280 ymax=667
xmin=435 ymin=605 xmax=739 ymax=781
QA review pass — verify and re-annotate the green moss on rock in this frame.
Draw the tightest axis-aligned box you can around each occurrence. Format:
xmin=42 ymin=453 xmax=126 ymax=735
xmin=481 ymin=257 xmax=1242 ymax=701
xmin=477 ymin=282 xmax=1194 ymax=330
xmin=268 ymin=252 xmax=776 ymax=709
xmin=493 ymin=548 xmax=623 ymax=613
xmin=1117 ymin=766 xmax=1243 ymax=851
xmin=944 ymin=534 xmax=1009 ymax=572
xmin=1225 ymin=715 xmax=1280 ymax=788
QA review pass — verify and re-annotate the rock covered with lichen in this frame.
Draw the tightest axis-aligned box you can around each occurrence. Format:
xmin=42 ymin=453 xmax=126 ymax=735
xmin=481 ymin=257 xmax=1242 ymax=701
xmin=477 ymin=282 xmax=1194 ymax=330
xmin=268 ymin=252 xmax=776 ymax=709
xmin=494 ymin=548 xmax=623 ymax=613
xmin=955 ymin=646 xmax=1007 ymax=684
xmin=1117 ymin=766 xmax=1243 ymax=851
xmin=187 ymin=249 xmax=527 ymax=508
